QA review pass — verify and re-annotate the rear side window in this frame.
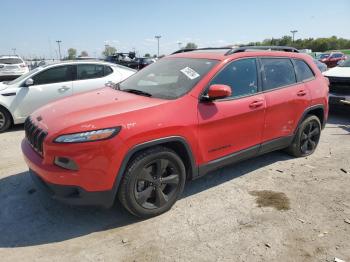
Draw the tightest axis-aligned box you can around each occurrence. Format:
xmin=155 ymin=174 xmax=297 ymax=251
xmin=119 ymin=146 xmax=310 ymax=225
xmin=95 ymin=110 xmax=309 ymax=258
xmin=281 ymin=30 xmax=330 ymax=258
xmin=77 ymin=64 xmax=105 ymax=80
xmin=261 ymin=58 xmax=296 ymax=90
xmin=32 ymin=66 xmax=72 ymax=85
xmin=210 ymin=58 xmax=258 ymax=98
xmin=293 ymin=59 xmax=314 ymax=82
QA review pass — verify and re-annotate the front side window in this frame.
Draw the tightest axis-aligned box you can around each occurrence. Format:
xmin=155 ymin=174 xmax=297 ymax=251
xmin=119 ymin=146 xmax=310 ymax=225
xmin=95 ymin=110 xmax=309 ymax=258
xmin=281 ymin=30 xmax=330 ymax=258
xmin=118 ymin=58 xmax=218 ymax=99
xmin=32 ymin=66 xmax=72 ymax=85
xmin=261 ymin=58 xmax=296 ymax=90
xmin=293 ymin=59 xmax=314 ymax=82
xmin=77 ymin=64 xmax=105 ymax=80
xmin=209 ymin=58 xmax=258 ymax=98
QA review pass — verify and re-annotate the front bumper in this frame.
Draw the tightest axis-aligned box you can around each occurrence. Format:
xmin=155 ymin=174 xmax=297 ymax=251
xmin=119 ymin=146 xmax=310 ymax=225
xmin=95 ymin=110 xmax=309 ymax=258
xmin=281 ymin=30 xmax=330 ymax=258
xmin=21 ymin=138 xmax=125 ymax=208
xmin=29 ymin=169 xmax=115 ymax=208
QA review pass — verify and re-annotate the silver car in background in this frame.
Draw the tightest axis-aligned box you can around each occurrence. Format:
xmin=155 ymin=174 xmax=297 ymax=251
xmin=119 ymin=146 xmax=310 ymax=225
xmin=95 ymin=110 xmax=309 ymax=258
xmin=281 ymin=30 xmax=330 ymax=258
xmin=0 ymin=55 xmax=29 ymax=81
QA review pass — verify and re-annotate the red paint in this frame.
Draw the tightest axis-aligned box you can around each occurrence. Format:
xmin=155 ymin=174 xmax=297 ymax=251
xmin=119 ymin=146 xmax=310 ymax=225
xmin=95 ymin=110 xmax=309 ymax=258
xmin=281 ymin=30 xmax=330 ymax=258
xmin=207 ymin=84 xmax=232 ymax=99
xmin=22 ymin=50 xmax=329 ymax=193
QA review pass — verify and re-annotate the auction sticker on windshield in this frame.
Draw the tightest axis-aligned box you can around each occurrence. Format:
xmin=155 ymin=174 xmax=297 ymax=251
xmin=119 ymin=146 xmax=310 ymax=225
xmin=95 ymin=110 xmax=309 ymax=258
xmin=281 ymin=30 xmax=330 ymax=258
xmin=180 ymin=67 xmax=200 ymax=80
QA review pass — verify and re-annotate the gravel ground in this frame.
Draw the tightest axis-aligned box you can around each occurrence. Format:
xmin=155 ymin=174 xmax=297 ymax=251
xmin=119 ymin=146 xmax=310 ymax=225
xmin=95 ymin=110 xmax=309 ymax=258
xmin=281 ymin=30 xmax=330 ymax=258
xmin=0 ymin=111 xmax=349 ymax=262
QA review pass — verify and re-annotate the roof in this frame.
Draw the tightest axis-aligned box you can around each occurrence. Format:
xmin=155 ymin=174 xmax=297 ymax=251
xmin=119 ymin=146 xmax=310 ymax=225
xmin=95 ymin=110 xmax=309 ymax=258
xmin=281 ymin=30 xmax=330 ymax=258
xmin=40 ymin=60 xmax=120 ymax=67
xmin=37 ymin=60 xmax=136 ymax=72
xmin=0 ymin=55 xmax=22 ymax=59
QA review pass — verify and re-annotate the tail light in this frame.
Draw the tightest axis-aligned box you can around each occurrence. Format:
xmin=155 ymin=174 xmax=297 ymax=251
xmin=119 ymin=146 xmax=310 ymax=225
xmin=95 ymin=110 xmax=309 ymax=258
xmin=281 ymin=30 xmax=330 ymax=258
xmin=20 ymin=64 xmax=27 ymax=68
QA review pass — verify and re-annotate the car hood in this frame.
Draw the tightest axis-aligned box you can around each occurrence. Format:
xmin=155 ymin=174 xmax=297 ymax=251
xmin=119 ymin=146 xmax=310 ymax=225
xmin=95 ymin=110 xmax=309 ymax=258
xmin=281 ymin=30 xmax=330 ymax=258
xmin=323 ymin=67 xmax=350 ymax=78
xmin=31 ymin=87 xmax=168 ymax=134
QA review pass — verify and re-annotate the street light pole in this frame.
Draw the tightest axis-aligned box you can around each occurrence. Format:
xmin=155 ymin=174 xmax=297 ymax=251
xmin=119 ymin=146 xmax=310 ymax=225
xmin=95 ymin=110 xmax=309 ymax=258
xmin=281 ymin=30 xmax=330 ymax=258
xmin=290 ymin=30 xmax=298 ymax=43
xmin=11 ymin=48 xmax=16 ymax=55
xmin=155 ymin=35 xmax=161 ymax=57
xmin=56 ymin=40 xmax=62 ymax=60
xmin=177 ymin=41 xmax=182 ymax=49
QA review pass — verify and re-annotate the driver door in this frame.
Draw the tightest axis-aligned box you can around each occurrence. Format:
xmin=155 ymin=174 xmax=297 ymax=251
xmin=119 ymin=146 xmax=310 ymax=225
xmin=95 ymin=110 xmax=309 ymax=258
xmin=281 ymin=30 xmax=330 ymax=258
xmin=12 ymin=65 xmax=74 ymax=120
xmin=197 ymin=58 xmax=266 ymax=164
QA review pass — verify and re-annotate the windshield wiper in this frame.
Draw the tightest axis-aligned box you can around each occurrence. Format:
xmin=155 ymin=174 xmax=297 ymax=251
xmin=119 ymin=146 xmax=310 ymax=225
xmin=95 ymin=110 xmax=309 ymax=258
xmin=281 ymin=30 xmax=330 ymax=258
xmin=122 ymin=89 xmax=152 ymax=97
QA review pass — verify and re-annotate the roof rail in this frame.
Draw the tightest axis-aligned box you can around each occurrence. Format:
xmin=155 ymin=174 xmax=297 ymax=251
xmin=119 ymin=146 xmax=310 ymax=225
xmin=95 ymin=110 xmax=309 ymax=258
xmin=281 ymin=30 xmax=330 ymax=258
xmin=225 ymin=46 xmax=299 ymax=55
xmin=171 ymin=47 xmax=231 ymax=55
xmin=171 ymin=46 xmax=299 ymax=56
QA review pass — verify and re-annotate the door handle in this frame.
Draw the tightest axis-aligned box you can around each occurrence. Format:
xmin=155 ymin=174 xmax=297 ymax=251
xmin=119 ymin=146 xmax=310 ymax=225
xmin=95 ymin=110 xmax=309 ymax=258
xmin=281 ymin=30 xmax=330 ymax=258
xmin=58 ymin=86 xmax=70 ymax=93
xmin=249 ymin=100 xmax=264 ymax=108
xmin=297 ymin=90 xmax=307 ymax=96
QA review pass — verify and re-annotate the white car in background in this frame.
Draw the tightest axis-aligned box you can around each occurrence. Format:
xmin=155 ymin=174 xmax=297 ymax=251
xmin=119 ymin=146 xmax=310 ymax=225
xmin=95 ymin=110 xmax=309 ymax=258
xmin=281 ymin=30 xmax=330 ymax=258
xmin=0 ymin=60 xmax=136 ymax=132
xmin=0 ymin=55 xmax=29 ymax=80
xmin=323 ymin=59 xmax=350 ymax=108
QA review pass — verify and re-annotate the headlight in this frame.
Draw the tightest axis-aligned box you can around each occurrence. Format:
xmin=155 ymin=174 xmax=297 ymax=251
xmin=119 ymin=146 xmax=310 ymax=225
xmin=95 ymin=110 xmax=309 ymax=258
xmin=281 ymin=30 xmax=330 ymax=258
xmin=54 ymin=127 xmax=121 ymax=143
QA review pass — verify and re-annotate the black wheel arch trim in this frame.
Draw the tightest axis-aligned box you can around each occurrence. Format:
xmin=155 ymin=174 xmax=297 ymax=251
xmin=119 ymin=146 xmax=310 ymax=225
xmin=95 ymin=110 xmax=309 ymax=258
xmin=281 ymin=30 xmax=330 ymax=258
xmin=110 ymin=136 xmax=198 ymax=204
xmin=295 ymin=104 xmax=326 ymax=132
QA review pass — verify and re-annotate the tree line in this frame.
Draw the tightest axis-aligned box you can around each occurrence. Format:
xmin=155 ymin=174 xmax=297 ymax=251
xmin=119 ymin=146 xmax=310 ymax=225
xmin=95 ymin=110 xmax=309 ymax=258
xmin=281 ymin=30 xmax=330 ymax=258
xmin=247 ymin=36 xmax=350 ymax=52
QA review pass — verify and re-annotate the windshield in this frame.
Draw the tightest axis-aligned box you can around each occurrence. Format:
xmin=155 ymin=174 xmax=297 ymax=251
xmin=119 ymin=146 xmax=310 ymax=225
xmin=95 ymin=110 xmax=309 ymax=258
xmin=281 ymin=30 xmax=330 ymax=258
xmin=317 ymin=54 xmax=330 ymax=59
xmin=0 ymin=58 xmax=23 ymax=64
xmin=118 ymin=58 xmax=218 ymax=99
xmin=339 ymin=59 xmax=350 ymax=67
xmin=7 ymin=67 xmax=42 ymax=85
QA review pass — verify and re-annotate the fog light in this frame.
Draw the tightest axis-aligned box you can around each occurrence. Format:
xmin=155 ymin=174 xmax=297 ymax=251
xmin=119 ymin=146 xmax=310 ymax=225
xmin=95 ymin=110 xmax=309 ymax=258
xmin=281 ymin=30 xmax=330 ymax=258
xmin=54 ymin=157 xmax=79 ymax=171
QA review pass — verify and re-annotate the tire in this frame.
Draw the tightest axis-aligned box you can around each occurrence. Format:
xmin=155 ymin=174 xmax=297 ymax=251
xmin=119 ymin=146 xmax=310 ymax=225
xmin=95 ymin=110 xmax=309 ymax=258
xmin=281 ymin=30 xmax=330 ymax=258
xmin=118 ymin=146 xmax=186 ymax=218
xmin=0 ymin=107 xmax=12 ymax=133
xmin=286 ymin=115 xmax=321 ymax=157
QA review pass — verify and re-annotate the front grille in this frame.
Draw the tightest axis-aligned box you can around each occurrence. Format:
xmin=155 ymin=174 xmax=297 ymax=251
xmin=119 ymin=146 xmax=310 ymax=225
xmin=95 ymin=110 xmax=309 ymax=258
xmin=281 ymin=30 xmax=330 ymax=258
xmin=24 ymin=117 xmax=47 ymax=156
xmin=327 ymin=76 xmax=350 ymax=95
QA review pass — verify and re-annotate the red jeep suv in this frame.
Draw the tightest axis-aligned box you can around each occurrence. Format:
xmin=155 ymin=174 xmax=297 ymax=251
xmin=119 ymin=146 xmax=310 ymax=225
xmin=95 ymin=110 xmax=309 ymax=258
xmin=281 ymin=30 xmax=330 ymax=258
xmin=22 ymin=46 xmax=329 ymax=218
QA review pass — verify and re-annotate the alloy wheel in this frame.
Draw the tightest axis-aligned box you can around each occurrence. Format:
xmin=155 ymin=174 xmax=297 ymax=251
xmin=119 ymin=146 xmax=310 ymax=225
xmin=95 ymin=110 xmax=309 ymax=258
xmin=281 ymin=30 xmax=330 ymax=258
xmin=134 ymin=158 xmax=180 ymax=210
xmin=0 ymin=111 xmax=5 ymax=129
xmin=300 ymin=120 xmax=320 ymax=154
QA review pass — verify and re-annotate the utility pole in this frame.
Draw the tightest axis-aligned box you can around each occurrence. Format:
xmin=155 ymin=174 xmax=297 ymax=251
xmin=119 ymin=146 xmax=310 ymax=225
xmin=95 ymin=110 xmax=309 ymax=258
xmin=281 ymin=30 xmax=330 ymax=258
xmin=11 ymin=48 xmax=16 ymax=55
xmin=155 ymin=35 xmax=161 ymax=57
xmin=290 ymin=30 xmax=298 ymax=43
xmin=56 ymin=40 xmax=62 ymax=60
xmin=177 ymin=41 xmax=182 ymax=49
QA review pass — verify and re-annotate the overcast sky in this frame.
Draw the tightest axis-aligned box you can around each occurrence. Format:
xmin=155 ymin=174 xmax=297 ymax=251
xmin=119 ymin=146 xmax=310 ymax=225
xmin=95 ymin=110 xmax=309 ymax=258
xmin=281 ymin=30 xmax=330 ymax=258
xmin=1 ymin=0 xmax=350 ymax=58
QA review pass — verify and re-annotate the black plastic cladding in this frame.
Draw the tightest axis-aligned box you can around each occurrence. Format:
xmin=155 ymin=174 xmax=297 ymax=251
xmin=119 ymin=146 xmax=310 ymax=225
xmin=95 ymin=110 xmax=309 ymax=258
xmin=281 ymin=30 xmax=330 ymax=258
xmin=24 ymin=117 xmax=47 ymax=155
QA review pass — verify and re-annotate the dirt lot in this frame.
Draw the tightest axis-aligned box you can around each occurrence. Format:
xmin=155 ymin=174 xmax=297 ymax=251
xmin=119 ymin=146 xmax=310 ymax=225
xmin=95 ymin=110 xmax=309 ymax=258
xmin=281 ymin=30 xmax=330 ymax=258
xmin=0 ymin=111 xmax=349 ymax=262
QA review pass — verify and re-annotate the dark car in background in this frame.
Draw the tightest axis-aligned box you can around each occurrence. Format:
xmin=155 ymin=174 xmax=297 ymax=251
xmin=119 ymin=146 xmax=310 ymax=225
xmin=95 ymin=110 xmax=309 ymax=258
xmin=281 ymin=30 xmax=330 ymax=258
xmin=106 ymin=53 xmax=156 ymax=70
xmin=135 ymin=57 xmax=156 ymax=69
xmin=317 ymin=52 xmax=347 ymax=68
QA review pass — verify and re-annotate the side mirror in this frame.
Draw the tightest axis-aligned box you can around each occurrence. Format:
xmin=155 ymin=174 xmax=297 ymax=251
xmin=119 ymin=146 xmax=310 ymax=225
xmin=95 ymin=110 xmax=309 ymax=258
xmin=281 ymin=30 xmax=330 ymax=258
xmin=24 ymin=78 xmax=34 ymax=87
xmin=203 ymin=84 xmax=232 ymax=101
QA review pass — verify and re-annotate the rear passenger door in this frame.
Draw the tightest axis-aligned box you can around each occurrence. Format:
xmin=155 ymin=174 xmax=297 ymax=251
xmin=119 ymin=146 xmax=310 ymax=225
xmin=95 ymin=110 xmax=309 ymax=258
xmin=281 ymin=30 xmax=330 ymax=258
xmin=260 ymin=57 xmax=311 ymax=144
xmin=72 ymin=64 xmax=120 ymax=94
